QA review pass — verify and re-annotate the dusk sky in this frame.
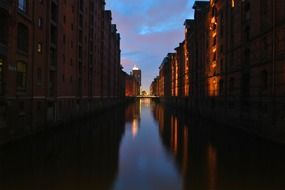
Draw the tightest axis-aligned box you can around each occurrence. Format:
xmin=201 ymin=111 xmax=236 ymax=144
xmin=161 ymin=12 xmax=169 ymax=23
xmin=106 ymin=0 xmax=204 ymax=92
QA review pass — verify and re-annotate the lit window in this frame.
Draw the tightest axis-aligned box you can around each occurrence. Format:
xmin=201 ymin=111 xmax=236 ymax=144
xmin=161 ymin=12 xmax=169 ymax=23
xmin=231 ymin=0 xmax=235 ymax=8
xmin=37 ymin=43 xmax=42 ymax=53
xmin=16 ymin=61 xmax=27 ymax=89
xmin=18 ymin=0 xmax=27 ymax=12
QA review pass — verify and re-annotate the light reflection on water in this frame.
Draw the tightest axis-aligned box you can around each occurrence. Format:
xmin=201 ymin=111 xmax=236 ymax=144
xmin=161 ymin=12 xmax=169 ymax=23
xmin=0 ymin=99 xmax=285 ymax=190
xmin=113 ymin=99 xmax=182 ymax=190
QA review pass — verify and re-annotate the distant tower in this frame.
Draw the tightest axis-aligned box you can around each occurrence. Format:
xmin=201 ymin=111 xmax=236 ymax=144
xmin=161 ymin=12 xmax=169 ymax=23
xmin=130 ymin=65 xmax=141 ymax=95
xmin=131 ymin=65 xmax=141 ymax=86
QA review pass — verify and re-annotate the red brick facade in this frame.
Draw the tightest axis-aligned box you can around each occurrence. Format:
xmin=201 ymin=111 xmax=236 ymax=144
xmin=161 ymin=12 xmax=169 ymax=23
xmin=0 ymin=0 xmax=124 ymax=142
xmin=124 ymin=72 xmax=140 ymax=97
xmin=151 ymin=0 xmax=285 ymax=142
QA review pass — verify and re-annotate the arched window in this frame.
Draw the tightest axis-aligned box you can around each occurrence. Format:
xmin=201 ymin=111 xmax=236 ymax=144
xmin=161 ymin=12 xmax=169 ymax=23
xmin=17 ymin=23 xmax=29 ymax=52
xmin=16 ymin=61 xmax=27 ymax=89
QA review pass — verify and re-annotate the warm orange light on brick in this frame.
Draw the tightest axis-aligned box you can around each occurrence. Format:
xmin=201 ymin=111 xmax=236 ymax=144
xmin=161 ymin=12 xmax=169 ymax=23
xmin=231 ymin=0 xmax=235 ymax=8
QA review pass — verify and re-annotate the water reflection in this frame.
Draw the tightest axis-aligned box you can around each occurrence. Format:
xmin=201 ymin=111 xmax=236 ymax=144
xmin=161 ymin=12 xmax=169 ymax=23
xmin=125 ymin=100 xmax=140 ymax=139
xmin=0 ymin=106 xmax=125 ymax=190
xmin=0 ymin=100 xmax=285 ymax=190
xmin=114 ymin=99 xmax=181 ymax=190
xmin=153 ymin=103 xmax=285 ymax=190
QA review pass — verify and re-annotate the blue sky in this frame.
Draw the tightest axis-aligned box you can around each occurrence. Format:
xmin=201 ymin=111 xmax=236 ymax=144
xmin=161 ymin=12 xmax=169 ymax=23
xmin=106 ymin=0 xmax=201 ymax=92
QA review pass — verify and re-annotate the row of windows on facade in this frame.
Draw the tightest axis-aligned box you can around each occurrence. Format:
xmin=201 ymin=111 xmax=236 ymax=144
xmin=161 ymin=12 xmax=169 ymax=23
xmin=18 ymin=0 xmax=96 ymax=20
xmin=211 ymin=70 xmax=268 ymax=97
xmin=17 ymin=23 xmax=42 ymax=53
xmin=14 ymin=61 xmax=80 ymax=90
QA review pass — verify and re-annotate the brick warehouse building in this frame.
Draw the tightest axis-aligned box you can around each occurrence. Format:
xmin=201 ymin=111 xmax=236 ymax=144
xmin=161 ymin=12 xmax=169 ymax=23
xmin=124 ymin=72 xmax=140 ymax=97
xmin=151 ymin=0 xmax=285 ymax=143
xmin=0 ymin=0 xmax=124 ymax=143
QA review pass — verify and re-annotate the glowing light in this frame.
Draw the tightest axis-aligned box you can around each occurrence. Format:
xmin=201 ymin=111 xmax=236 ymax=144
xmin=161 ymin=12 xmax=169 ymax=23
xmin=231 ymin=0 xmax=235 ymax=8
xmin=208 ymin=144 xmax=217 ymax=190
xmin=131 ymin=119 xmax=139 ymax=138
xmin=211 ymin=17 xmax=216 ymax=24
xmin=133 ymin=65 xmax=139 ymax=70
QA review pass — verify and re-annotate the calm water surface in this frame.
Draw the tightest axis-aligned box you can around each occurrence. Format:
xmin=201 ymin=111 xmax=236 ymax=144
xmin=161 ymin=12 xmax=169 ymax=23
xmin=0 ymin=98 xmax=285 ymax=190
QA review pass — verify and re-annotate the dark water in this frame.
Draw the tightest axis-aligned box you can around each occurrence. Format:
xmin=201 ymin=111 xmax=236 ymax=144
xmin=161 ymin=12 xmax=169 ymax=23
xmin=0 ymin=98 xmax=285 ymax=190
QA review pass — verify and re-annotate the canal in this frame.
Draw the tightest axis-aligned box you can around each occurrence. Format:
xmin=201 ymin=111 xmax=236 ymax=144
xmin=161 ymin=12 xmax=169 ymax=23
xmin=0 ymin=98 xmax=285 ymax=190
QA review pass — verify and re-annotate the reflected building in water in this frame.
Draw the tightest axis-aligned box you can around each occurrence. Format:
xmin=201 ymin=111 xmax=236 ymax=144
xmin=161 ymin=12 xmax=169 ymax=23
xmin=125 ymin=100 xmax=141 ymax=138
xmin=0 ymin=106 xmax=126 ymax=190
xmin=152 ymin=103 xmax=285 ymax=190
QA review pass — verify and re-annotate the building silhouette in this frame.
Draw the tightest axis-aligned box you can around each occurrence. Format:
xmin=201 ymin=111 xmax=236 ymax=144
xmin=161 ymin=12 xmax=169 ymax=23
xmin=0 ymin=0 xmax=125 ymax=144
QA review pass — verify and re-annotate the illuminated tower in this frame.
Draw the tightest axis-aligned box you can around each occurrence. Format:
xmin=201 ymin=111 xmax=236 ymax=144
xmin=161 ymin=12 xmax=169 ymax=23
xmin=131 ymin=65 xmax=141 ymax=95
xmin=131 ymin=65 xmax=141 ymax=86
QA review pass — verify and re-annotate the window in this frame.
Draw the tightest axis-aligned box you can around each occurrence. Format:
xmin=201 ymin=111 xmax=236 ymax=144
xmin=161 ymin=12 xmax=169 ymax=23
xmin=79 ymin=30 xmax=83 ymax=43
xmin=79 ymin=14 xmax=83 ymax=28
xmin=213 ymin=36 xmax=216 ymax=46
xmin=38 ymin=17 xmax=43 ymax=28
xmin=0 ymin=59 xmax=3 ymax=95
xmin=245 ymin=48 xmax=250 ymax=64
xmin=37 ymin=68 xmax=42 ymax=82
xmin=220 ymin=58 xmax=223 ymax=72
xmin=50 ymin=25 xmax=57 ymax=44
xmin=37 ymin=43 xmax=42 ymax=53
xmin=51 ymin=1 xmax=58 ymax=22
xmin=219 ymin=79 xmax=224 ymax=96
xmin=18 ymin=0 xmax=27 ymax=12
xmin=63 ymin=34 xmax=66 ymax=44
xmin=245 ymin=2 xmax=251 ymax=12
xmin=80 ymin=0 xmax=84 ymax=11
xmin=260 ymin=70 xmax=268 ymax=90
xmin=16 ymin=61 xmax=27 ymax=89
xmin=219 ymin=10 xmax=224 ymax=38
xmin=0 ymin=15 xmax=7 ymax=45
xmin=17 ymin=23 xmax=29 ymax=52
xmin=229 ymin=77 xmax=234 ymax=95
xmin=63 ymin=54 xmax=65 ymax=64
xmin=50 ymin=47 xmax=56 ymax=66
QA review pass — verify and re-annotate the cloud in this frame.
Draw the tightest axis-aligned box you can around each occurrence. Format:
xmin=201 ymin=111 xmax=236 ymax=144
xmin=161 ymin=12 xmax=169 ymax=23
xmin=106 ymin=0 xmax=197 ymax=91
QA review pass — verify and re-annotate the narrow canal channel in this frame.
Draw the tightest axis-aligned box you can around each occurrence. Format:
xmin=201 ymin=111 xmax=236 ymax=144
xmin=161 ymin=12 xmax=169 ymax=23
xmin=0 ymin=98 xmax=285 ymax=190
